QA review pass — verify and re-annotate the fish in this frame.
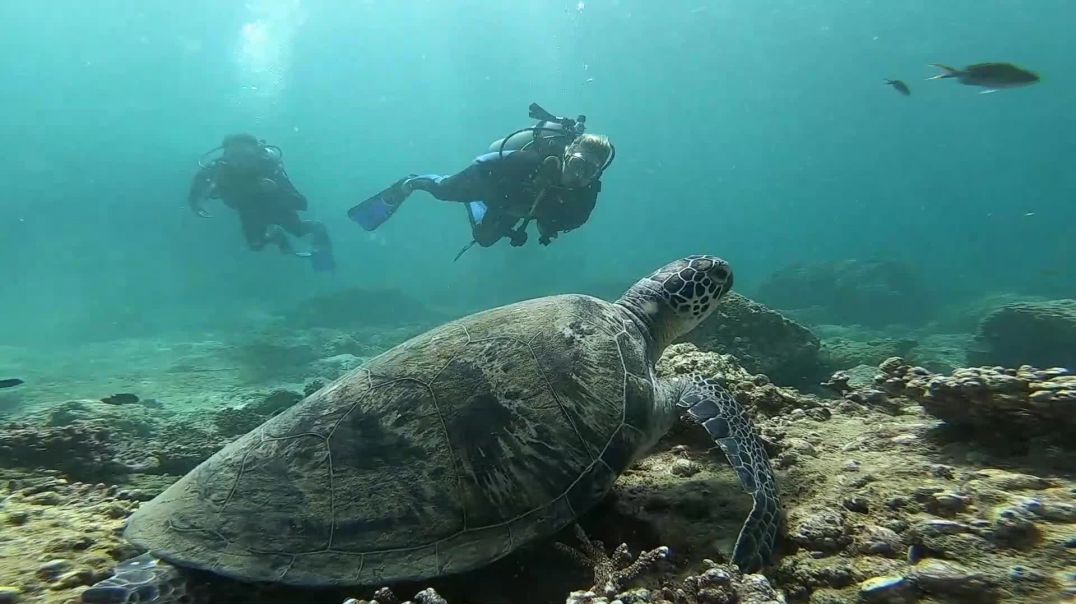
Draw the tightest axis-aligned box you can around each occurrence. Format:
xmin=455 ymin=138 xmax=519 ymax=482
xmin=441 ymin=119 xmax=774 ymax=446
xmin=927 ymin=62 xmax=1039 ymax=93
xmin=0 ymin=378 xmax=24 ymax=389
xmin=884 ymin=79 xmax=911 ymax=96
xmin=101 ymin=393 xmax=140 ymax=405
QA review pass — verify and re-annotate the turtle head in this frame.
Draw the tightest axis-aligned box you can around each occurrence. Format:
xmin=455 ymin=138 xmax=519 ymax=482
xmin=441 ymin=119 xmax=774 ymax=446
xmin=616 ymin=255 xmax=733 ymax=354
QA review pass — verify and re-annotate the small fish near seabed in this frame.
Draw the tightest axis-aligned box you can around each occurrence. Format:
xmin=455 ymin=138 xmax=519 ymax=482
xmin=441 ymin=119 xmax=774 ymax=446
xmin=0 ymin=378 xmax=24 ymax=389
xmin=884 ymin=79 xmax=911 ymax=96
xmin=927 ymin=62 xmax=1040 ymax=94
xmin=101 ymin=392 xmax=140 ymax=405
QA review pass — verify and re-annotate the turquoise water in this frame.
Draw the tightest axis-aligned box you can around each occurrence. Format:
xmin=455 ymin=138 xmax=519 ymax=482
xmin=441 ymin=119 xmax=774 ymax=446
xmin=0 ymin=0 xmax=1072 ymax=346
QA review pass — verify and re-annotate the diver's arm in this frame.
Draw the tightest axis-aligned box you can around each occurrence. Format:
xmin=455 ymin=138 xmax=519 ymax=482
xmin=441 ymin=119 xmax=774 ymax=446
xmin=187 ymin=165 xmax=218 ymax=217
xmin=273 ymin=169 xmax=309 ymax=211
xmin=536 ymin=185 xmax=599 ymax=243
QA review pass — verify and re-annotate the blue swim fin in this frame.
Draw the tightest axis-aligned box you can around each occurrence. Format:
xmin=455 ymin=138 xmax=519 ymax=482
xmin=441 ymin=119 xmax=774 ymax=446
xmin=348 ymin=180 xmax=409 ymax=231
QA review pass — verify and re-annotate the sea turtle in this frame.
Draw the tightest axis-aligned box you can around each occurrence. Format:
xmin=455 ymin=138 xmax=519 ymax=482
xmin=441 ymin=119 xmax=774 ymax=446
xmin=82 ymin=255 xmax=782 ymax=603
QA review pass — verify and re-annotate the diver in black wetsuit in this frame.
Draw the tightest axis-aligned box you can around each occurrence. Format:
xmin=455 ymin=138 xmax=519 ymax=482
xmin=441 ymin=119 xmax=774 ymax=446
xmin=349 ymin=104 xmax=614 ymax=252
xmin=188 ymin=134 xmax=335 ymax=271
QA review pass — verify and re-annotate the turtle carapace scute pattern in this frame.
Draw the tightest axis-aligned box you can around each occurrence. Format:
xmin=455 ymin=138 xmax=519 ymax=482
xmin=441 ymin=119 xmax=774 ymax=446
xmin=83 ymin=255 xmax=782 ymax=603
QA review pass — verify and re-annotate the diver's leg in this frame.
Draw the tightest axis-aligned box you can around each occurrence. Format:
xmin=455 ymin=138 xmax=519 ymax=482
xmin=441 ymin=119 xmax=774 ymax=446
xmin=276 ymin=210 xmax=307 ymax=239
xmin=251 ymin=210 xmax=294 ymax=254
xmin=347 ymin=174 xmax=440 ymax=232
xmin=276 ymin=210 xmax=333 ymax=269
xmin=264 ymin=226 xmax=294 ymax=254
xmin=406 ymin=161 xmax=488 ymax=203
xmin=349 ymin=163 xmax=485 ymax=232
xmin=300 ymin=220 xmax=332 ymax=250
xmin=472 ymin=211 xmax=516 ymax=247
xmin=279 ymin=211 xmax=331 ymax=251
xmin=239 ymin=210 xmax=270 ymax=251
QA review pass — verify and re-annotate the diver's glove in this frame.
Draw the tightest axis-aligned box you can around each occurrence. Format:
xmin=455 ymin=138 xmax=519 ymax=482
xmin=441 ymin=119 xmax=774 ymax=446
xmin=509 ymin=229 xmax=528 ymax=247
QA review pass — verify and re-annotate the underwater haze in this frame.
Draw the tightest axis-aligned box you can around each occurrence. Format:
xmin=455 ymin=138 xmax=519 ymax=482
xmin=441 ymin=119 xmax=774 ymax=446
xmin=5 ymin=3 xmax=1076 ymax=604
xmin=1 ymin=0 xmax=1073 ymax=341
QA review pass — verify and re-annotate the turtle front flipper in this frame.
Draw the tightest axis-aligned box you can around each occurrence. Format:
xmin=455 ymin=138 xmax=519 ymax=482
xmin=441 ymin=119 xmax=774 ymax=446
xmin=82 ymin=553 xmax=193 ymax=604
xmin=677 ymin=376 xmax=782 ymax=572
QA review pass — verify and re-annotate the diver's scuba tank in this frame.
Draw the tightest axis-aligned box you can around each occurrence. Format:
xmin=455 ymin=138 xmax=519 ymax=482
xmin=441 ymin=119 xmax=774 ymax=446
xmin=488 ymin=103 xmax=587 ymax=159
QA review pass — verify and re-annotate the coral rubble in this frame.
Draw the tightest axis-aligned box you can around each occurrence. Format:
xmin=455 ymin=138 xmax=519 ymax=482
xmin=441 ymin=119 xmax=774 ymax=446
xmin=876 ymin=357 xmax=1075 ymax=447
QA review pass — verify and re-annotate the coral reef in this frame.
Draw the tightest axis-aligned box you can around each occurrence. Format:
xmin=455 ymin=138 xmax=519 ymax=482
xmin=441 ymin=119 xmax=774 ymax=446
xmin=226 ymin=334 xmax=323 ymax=384
xmin=677 ymin=293 xmax=824 ymax=388
xmin=906 ymin=333 xmax=974 ymax=375
xmin=0 ymin=400 xmax=163 ymax=481
xmin=927 ymin=292 xmax=1049 ymax=334
xmin=564 ymin=560 xmax=784 ymax=604
xmin=144 ymin=421 xmax=226 ymax=476
xmin=310 ymin=354 xmax=366 ymax=381
xmin=639 ymin=349 xmax=1073 ymax=603
xmin=343 ymin=587 xmax=449 ymax=604
xmin=0 ymin=470 xmax=140 ymax=603
xmin=2 ymin=346 xmax=1074 ymax=604
xmin=555 ymin=524 xmax=670 ymax=598
xmin=968 ymin=299 xmax=1076 ymax=370
xmin=812 ymin=324 xmax=973 ymax=376
xmin=0 ymin=399 xmax=231 ymax=482
xmin=752 ymin=259 xmax=931 ymax=328
xmin=819 ymin=336 xmax=917 ymax=373
xmin=0 ymin=388 xmax=28 ymax=418
xmin=876 ymin=358 xmax=1076 ymax=449
xmin=211 ymin=388 xmax=305 ymax=437
xmin=658 ymin=344 xmax=827 ymax=420
xmin=0 ymin=422 xmax=146 ymax=481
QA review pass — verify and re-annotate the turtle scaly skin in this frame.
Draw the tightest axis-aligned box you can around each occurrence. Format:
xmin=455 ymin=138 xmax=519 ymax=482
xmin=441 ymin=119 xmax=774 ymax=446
xmin=83 ymin=255 xmax=781 ymax=603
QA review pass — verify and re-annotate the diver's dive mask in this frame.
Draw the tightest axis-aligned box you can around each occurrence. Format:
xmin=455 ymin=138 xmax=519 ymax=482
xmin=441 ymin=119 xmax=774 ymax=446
xmin=562 ymin=151 xmax=604 ymax=187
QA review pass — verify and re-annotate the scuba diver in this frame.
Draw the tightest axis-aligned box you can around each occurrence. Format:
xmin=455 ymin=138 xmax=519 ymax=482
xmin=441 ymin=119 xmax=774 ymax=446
xmin=348 ymin=103 xmax=614 ymax=259
xmin=188 ymin=133 xmax=335 ymax=271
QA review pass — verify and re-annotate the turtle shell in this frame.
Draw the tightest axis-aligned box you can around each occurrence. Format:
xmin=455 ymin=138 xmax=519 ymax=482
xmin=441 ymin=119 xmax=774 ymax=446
xmin=124 ymin=294 xmax=664 ymax=586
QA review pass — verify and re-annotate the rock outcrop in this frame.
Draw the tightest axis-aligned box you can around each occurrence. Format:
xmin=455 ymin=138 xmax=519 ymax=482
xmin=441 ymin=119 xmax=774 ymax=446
xmin=678 ymin=293 xmax=824 ymax=388
xmin=968 ymin=299 xmax=1076 ymax=370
